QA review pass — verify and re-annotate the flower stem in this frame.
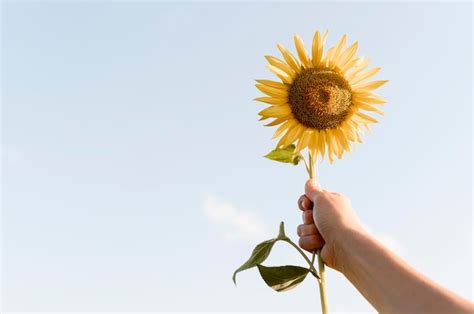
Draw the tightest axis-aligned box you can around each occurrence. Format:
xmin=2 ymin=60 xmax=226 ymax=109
xmin=299 ymin=153 xmax=310 ymax=174
xmin=308 ymin=152 xmax=328 ymax=314
xmin=308 ymin=152 xmax=315 ymax=179
xmin=317 ymin=249 xmax=328 ymax=314
xmin=284 ymin=238 xmax=317 ymax=274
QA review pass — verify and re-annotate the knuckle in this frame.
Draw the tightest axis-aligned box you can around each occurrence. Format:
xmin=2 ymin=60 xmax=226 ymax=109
xmin=306 ymin=224 xmax=317 ymax=235
xmin=302 ymin=197 xmax=312 ymax=210
xmin=297 ymin=195 xmax=306 ymax=210
xmin=296 ymin=224 xmax=303 ymax=236
xmin=308 ymin=235 xmax=323 ymax=249
xmin=298 ymin=237 xmax=304 ymax=247
xmin=297 ymin=195 xmax=303 ymax=205
xmin=298 ymin=237 xmax=309 ymax=250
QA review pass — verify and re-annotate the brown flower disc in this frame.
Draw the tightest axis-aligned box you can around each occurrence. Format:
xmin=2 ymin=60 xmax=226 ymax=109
xmin=288 ymin=68 xmax=353 ymax=130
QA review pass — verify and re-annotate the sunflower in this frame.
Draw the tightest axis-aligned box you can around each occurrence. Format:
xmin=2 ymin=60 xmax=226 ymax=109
xmin=256 ymin=30 xmax=387 ymax=163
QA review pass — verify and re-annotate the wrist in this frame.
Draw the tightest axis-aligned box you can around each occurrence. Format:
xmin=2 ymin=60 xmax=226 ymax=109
xmin=332 ymin=225 xmax=371 ymax=273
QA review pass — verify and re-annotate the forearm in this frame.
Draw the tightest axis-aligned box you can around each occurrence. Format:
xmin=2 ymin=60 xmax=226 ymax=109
xmin=336 ymin=228 xmax=473 ymax=313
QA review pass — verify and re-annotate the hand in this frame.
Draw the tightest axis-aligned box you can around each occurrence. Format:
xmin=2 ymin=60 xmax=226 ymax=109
xmin=297 ymin=180 xmax=474 ymax=314
xmin=297 ymin=179 xmax=364 ymax=270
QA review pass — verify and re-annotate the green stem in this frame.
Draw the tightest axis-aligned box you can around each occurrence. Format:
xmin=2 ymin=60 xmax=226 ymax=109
xmin=308 ymin=152 xmax=315 ymax=179
xmin=317 ymin=249 xmax=328 ymax=314
xmin=299 ymin=153 xmax=310 ymax=174
xmin=308 ymin=152 xmax=328 ymax=314
xmin=284 ymin=238 xmax=317 ymax=274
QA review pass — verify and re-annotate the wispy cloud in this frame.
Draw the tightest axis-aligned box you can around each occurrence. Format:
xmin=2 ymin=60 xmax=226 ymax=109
xmin=201 ymin=194 xmax=404 ymax=255
xmin=201 ymin=194 xmax=270 ymax=242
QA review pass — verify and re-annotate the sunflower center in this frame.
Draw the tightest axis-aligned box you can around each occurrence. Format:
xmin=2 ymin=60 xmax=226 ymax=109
xmin=288 ymin=68 xmax=352 ymax=130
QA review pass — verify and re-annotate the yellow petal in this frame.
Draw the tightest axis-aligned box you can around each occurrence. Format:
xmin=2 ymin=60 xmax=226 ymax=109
xmin=367 ymin=96 xmax=386 ymax=105
xmin=308 ymin=129 xmax=320 ymax=158
xmin=347 ymin=118 xmax=362 ymax=131
xmin=265 ymin=56 xmax=296 ymax=78
xmin=265 ymin=116 xmax=290 ymax=126
xmin=276 ymin=127 xmax=292 ymax=147
xmin=365 ymin=96 xmax=386 ymax=105
xmin=255 ymin=79 xmax=288 ymax=90
xmin=334 ymin=130 xmax=345 ymax=158
xmin=288 ymin=125 xmax=305 ymax=145
xmin=344 ymin=120 xmax=362 ymax=143
xmin=254 ymin=96 xmax=287 ymax=105
xmin=295 ymin=128 xmax=312 ymax=153
xmin=335 ymin=128 xmax=351 ymax=153
xmin=255 ymin=84 xmax=288 ymax=98
xmin=340 ymin=122 xmax=355 ymax=142
xmin=345 ymin=120 xmax=363 ymax=143
xmin=279 ymin=124 xmax=304 ymax=147
xmin=355 ymin=101 xmax=384 ymax=115
xmin=362 ymin=122 xmax=372 ymax=133
xmin=345 ymin=58 xmax=370 ymax=81
xmin=336 ymin=41 xmax=358 ymax=69
xmin=323 ymin=46 xmax=335 ymax=67
xmin=258 ymin=105 xmax=292 ymax=118
xmin=353 ymin=80 xmax=389 ymax=92
xmin=345 ymin=119 xmax=363 ymax=143
xmin=340 ymin=56 xmax=363 ymax=74
xmin=325 ymin=130 xmax=335 ymax=163
xmin=352 ymin=92 xmax=387 ymax=104
xmin=272 ymin=119 xmax=297 ymax=139
xmin=315 ymin=30 xmax=329 ymax=67
xmin=317 ymin=130 xmax=326 ymax=160
xmin=354 ymin=57 xmax=370 ymax=71
xmin=294 ymin=34 xmax=311 ymax=68
xmin=321 ymin=30 xmax=329 ymax=43
xmin=331 ymin=34 xmax=347 ymax=68
xmin=355 ymin=111 xmax=379 ymax=124
xmin=350 ymin=67 xmax=381 ymax=85
xmin=311 ymin=30 xmax=322 ymax=66
xmin=328 ymin=129 xmax=343 ymax=159
xmin=267 ymin=65 xmax=293 ymax=84
xmin=277 ymin=43 xmax=301 ymax=73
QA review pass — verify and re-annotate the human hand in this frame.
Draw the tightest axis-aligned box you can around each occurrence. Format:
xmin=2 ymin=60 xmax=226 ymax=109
xmin=297 ymin=179 xmax=364 ymax=270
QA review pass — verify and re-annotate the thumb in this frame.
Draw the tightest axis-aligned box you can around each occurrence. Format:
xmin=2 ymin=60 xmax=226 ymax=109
xmin=305 ymin=179 xmax=323 ymax=201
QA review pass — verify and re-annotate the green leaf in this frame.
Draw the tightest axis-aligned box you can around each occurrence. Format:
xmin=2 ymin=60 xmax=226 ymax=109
xmin=257 ymin=265 xmax=309 ymax=292
xmin=233 ymin=239 xmax=276 ymax=284
xmin=264 ymin=144 xmax=301 ymax=165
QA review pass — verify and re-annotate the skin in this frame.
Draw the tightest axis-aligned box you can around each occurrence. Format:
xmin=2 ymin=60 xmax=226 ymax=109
xmin=297 ymin=179 xmax=473 ymax=314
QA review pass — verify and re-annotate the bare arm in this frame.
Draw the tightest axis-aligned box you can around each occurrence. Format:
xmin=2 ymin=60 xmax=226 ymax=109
xmin=338 ymin=227 xmax=472 ymax=313
xmin=297 ymin=179 xmax=473 ymax=313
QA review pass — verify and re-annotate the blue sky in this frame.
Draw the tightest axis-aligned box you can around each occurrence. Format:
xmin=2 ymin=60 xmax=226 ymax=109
xmin=1 ymin=1 xmax=472 ymax=312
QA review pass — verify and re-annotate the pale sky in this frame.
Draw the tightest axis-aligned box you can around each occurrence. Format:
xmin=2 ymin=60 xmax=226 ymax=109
xmin=1 ymin=1 xmax=472 ymax=313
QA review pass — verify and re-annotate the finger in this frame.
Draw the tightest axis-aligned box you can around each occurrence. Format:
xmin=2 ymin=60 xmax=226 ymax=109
xmin=298 ymin=234 xmax=325 ymax=252
xmin=297 ymin=195 xmax=305 ymax=211
xmin=302 ymin=210 xmax=314 ymax=224
xmin=305 ymin=179 xmax=323 ymax=202
xmin=297 ymin=195 xmax=313 ymax=211
xmin=297 ymin=224 xmax=318 ymax=237
xmin=302 ymin=196 xmax=312 ymax=211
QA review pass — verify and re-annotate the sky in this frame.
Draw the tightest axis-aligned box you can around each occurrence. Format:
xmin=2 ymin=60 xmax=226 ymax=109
xmin=1 ymin=1 xmax=472 ymax=313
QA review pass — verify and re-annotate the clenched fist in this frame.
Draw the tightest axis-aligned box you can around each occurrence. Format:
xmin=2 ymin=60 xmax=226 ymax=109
xmin=297 ymin=179 xmax=363 ymax=271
